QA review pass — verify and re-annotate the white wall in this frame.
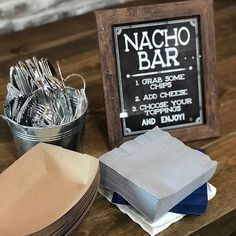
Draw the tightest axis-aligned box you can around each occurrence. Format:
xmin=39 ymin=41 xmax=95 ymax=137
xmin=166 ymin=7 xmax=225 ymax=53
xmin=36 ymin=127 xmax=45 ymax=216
xmin=0 ymin=0 xmax=132 ymax=35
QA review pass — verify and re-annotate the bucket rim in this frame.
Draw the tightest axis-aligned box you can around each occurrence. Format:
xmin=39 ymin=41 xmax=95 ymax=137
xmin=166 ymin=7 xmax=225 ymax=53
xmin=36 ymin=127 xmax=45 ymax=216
xmin=2 ymin=85 xmax=88 ymax=130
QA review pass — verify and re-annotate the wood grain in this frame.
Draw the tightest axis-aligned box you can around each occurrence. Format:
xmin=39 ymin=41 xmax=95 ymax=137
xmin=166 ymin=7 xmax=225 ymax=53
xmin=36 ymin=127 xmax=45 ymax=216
xmin=0 ymin=0 xmax=235 ymax=235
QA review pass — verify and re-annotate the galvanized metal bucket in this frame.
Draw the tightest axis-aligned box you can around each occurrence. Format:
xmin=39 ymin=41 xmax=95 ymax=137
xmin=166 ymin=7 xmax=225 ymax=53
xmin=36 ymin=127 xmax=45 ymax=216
xmin=2 ymin=74 xmax=88 ymax=156
xmin=2 ymin=109 xmax=87 ymax=155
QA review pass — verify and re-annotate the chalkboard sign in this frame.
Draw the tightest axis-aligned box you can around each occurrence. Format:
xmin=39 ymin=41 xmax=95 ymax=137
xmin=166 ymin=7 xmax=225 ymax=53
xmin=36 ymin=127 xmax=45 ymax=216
xmin=113 ymin=17 xmax=204 ymax=136
xmin=96 ymin=0 xmax=219 ymax=148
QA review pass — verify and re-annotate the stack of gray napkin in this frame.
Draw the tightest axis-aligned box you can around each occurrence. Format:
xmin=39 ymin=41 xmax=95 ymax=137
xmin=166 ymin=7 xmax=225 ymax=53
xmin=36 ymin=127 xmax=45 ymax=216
xmin=99 ymin=127 xmax=217 ymax=221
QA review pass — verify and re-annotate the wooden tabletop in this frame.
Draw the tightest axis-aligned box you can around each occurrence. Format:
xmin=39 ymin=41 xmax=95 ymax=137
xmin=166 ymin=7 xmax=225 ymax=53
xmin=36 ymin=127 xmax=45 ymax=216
xmin=0 ymin=0 xmax=235 ymax=235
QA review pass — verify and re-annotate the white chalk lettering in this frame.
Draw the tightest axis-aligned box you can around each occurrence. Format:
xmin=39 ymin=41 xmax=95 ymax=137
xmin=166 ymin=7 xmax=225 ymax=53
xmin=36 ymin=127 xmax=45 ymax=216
xmin=142 ymin=77 xmax=162 ymax=85
xmin=124 ymin=27 xmax=190 ymax=51
xmin=150 ymin=49 xmax=168 ymax=68
xmin=165 ymin=47 xmax=180 ymax=67
xmin=143 ymin=106 xmax=181 ymax=116
xmin=139 ymin=31 xmax=153 ymax=50
xmin=165 ymin=74 xmax=185 ymax=82
xmin=160 ymin=89 xmax=188 ymax=98
xmin=138 ymin=48 xmax=180 ymax=70
xmin=170 ymin=98 xmax=192 ymax=106
xmin=163 ymin=28 xmax=179 ymax=47
xmin=143 ymin=93 xmax=158 ymax=100
xmin=124 ymin=33 xmax=138 ymax=52
xmin=178 ymin=27 xmax=190 ymax=46
xmin=140 ymin=101 xmax=168 ymax=111
xmin=141 ymin=118 xmax=156 ymax=126
xmin=138 ymin=51 xmax=151 ymax=70
xmin=150 ymin=82 xmax=172 ymax=90
xmin=152 ymin=29 xmax=164 ymax=48
xmin=161 ymin=113 xmax=185 ymax=123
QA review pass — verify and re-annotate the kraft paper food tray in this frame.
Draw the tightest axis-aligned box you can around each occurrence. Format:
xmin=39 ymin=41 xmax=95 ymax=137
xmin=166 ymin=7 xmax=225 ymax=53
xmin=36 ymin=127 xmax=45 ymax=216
xmin=50 ymin=177 xmax=99 ymax=236
xmin=52 ymin=185 xmax=98 ymax=236
xmin=32 ymin=170 xmax=99 ymax=236
xmin=0 ymin=143 xmax=99 ymax=236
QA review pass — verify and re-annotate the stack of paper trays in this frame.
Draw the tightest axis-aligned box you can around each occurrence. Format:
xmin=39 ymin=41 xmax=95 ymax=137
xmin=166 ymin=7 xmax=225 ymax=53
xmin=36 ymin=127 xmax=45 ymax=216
xmin=100 ymin=127 xmax=217 ymax=222
xmin=0 ymin=143 xmax=99 ymax=236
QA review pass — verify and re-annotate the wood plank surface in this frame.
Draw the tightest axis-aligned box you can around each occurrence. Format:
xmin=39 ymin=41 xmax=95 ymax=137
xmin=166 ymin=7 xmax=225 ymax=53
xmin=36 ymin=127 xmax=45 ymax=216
xmin=0 ymin=0 xmax=235 ymax=235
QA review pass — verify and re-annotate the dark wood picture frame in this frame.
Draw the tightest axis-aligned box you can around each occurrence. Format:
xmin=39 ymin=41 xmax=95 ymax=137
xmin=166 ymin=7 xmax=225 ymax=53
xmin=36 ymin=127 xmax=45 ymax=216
xmin=96 ymin=0 xmax=219 ymax=149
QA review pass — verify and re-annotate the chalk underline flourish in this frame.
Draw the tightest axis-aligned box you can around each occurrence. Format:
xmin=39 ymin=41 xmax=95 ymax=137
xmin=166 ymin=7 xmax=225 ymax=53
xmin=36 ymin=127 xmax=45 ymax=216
xmin=130 ymin=68 xmax=187 ymax=78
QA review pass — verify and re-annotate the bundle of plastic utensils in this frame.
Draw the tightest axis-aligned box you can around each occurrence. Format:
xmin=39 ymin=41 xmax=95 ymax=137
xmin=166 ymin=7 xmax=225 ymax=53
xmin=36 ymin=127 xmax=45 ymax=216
xmin=3 ymin=57 xmax=88 ymax=127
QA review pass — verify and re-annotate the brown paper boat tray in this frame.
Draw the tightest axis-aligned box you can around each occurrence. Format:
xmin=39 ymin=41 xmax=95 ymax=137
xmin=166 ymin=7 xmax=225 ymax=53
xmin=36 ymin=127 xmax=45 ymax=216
xmin=0 ymin=143 xmax=99 ymax=236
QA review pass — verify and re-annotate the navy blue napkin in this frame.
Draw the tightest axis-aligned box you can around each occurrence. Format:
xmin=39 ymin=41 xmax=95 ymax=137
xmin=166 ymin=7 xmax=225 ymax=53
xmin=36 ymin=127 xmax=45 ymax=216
xmin=169 ymin=183 xmax=208 ymax=215
xmin=111 ymin=183 xmax=208 ymax=215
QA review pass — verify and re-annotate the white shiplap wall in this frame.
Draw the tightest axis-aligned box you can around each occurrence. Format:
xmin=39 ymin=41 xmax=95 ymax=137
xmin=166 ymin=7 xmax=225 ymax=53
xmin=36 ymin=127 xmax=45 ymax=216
xmin=0 ymin=0 xmax=132 ymax=35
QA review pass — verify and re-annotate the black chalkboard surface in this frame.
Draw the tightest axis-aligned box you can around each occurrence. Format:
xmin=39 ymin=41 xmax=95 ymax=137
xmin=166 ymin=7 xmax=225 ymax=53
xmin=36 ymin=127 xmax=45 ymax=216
xmin=96 ymin=0 xmax=219 ymax=148
xmin=113 ymin=17 xmax=205 ymax=136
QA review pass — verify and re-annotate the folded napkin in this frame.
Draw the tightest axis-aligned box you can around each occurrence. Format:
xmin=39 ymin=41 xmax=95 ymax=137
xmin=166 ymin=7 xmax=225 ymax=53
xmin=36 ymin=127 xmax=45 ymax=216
xmin=112 ymin=149 xmax=209 ymax=216
xmin=170 ymin=183 xmax=208 ymax=215
xmin=100 ymin=127 xmax=217 ymax=220
xmin=99 ymin=183 xmax=216 ymax=236
xmin=111 ymin=183 xmax=208 ymax=216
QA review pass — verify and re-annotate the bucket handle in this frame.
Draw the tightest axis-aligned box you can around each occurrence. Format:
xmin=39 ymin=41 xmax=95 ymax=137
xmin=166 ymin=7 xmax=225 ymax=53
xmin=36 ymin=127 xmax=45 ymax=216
xmin=56 ymin=61 xmax=86 ymax=91
xmin=64 ymin=74 xmax=86 ymax=91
